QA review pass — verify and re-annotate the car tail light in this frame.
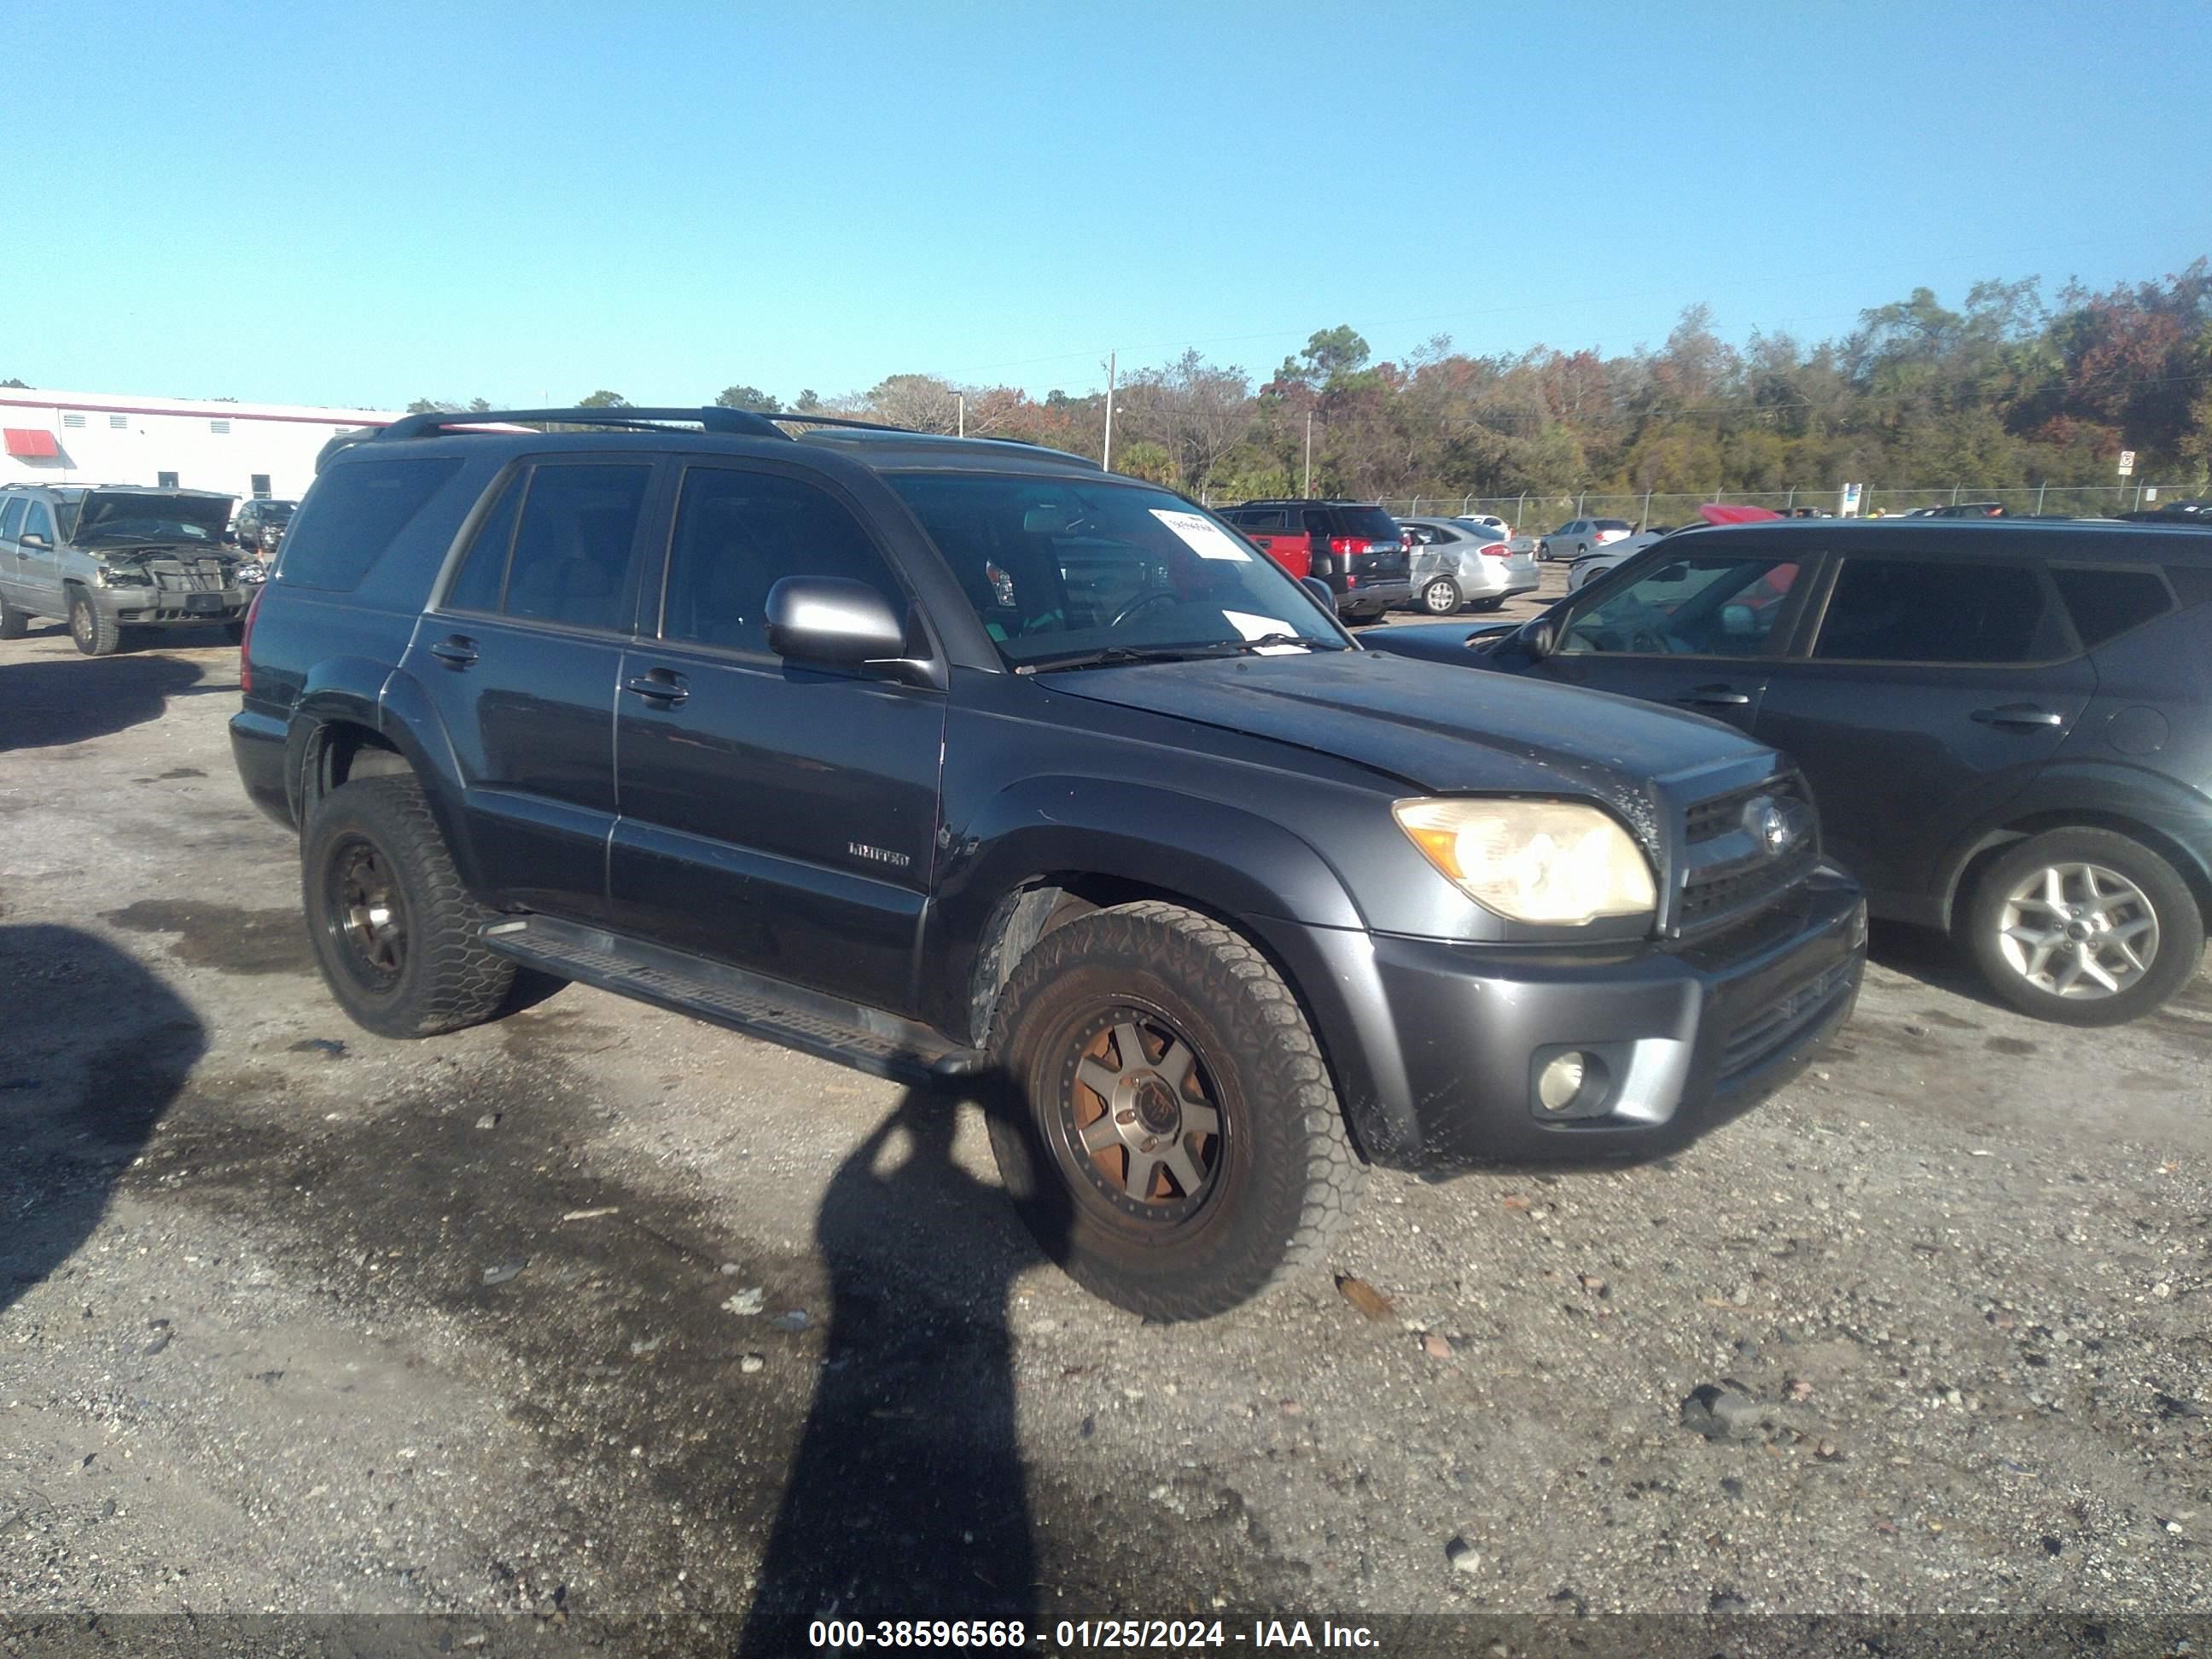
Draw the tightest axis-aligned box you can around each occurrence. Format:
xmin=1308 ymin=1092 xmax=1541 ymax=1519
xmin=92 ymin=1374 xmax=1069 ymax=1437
xmin=238 ymin=581 xmax=265 ymax=694
xmin=1329 ymin=536 xmax=1365 ymax=557
xmin=1479 ymin=541 xmax=1509 ymax=556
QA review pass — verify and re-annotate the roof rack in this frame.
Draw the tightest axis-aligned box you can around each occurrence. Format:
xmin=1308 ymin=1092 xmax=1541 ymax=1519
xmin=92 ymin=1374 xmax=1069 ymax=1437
xmin=374 ymin=405 xmax=819 ymax=442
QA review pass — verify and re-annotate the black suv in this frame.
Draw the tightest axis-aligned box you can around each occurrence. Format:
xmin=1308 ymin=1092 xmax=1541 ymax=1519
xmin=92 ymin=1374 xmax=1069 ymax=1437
xmin=1364 ymin=519 xmax=2212 ymax=1025
xmin=230 ymin=497 xmax=298 ymax=556
xmin=231 ymin=408 xmax=1865 ymax=1319
xmin=1217 ymin=499 xmax=1412 ymax=620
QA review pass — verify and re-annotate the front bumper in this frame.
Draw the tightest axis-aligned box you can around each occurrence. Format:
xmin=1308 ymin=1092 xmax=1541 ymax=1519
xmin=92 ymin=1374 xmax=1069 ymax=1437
xmin=1255 ymin=867 xmax=1866 ymax=1168
xmin=103 ymin=584 xmax=249 ymax=626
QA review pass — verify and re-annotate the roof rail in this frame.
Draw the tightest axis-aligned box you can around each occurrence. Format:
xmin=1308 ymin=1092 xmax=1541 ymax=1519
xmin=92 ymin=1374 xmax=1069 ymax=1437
xmin=373 ymin=405 xmax=802 ymax=442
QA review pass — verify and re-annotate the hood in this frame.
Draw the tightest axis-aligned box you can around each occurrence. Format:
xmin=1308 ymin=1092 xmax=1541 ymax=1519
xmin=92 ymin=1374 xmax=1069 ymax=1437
xmin=1042 ymin=649 xmax=1773 ymax=840
xmin=73 ymin=487 xmax=236 ymax=547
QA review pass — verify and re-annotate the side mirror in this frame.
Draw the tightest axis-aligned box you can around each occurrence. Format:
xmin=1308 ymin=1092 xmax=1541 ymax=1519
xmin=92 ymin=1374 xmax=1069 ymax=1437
xmin=765 ymin=576 xmax=934 ymax=684
xmin=18 ymin=531 xmax=49 ymax=550
xmin=1300 ymin=575 xmax=1336 ymax=614
xmin=1518 ymin=617 xmax=1559 ymax=661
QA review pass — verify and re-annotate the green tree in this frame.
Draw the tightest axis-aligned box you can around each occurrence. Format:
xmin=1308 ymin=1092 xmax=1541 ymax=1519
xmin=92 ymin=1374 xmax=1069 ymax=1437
xmin=577 ymin=389 xmax=629 ymax=409
xmin=714 ymin=384 xmax=783 ymax=413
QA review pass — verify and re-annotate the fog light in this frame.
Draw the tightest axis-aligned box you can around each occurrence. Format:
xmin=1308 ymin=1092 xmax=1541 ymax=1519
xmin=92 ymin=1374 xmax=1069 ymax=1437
xmin=1537 ymin=1052 xmax=1589 ymax=1113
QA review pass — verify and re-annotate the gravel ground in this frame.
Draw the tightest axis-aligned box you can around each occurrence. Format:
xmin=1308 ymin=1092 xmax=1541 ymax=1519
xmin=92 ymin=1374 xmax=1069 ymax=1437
xmin=0 ymin=604 xmax=2206 ymax=1637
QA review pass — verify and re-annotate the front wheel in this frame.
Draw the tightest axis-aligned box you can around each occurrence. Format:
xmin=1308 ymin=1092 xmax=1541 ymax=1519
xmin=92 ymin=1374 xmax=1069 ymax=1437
xmin=986 ymin=900 xmax=1364 ymax=1321
xmin=1417 ymin=576 xmax=1462 ymax=615
xmin=1965 ymin=828 xmax=2204 ymax=1026
xmin=302 ymin=775 xmax=521 ymax=1039
xmin=0 ymin=598 xmax=28 ymax=639
xmin=67 ymin=590 xmax=122 ymax=656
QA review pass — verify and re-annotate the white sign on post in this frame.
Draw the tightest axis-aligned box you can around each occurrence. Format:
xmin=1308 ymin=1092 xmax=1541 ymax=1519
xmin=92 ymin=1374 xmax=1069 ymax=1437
xmin=1838 ymin=482 xmax=1862 ymax=518
xmin=2116 ymin=450 xmax=2136 ymax=477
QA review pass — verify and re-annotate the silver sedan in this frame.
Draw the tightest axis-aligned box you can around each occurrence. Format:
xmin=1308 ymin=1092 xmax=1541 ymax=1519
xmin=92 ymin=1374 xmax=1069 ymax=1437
xmin=1398 ymin=517 xmax=1540 ymax=615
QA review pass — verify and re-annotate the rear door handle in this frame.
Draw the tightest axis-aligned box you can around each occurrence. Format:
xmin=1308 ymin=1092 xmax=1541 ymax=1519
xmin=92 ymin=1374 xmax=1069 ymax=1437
xmin=624 ymin=669 xmax=689 ymax=706
xmin=1677 ymin=684 xmax=1751 ymax=707
xmin=428 ymin=636 xmax=478 ymax=667
xmin=1972 ymin=703 xmax=2064 ymax=729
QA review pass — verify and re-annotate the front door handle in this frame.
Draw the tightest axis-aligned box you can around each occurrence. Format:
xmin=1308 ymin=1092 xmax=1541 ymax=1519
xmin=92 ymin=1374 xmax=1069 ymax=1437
xmin=1677 ymin=684 xmax=1752 ymax=707
xmin=428 ymin=636 xmax=478 ymax=667
xmin=1972 ymin=703 xmax=2064 ymax=729
xmin=624 ymin=670 xmax=689 ymax=706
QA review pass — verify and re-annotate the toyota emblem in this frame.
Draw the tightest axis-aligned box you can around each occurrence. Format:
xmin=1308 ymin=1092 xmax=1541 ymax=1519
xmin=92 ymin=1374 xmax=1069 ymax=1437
xmin=1746 ymin=795 xmax=1794 ymax=857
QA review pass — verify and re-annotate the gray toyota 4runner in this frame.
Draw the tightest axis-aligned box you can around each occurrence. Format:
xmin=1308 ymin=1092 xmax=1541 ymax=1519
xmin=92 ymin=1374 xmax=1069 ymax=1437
xmin=0 ymin=483 xmax=254 ymax=655
xmin=232 ymin=407 xmax=1868 ymax=1320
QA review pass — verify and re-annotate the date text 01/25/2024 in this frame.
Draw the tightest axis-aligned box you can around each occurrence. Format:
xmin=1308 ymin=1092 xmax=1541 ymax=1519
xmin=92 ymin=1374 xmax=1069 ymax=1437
xmin=806 ymin=1619 xmax=1380 ymax=1650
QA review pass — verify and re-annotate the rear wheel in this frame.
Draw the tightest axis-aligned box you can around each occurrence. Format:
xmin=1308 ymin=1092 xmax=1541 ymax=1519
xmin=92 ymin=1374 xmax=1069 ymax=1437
xmin=1417 ymin=576 xmax=1462 ymax=615
xmin=987 ymin=900 xmax=1363 ymax=1321
xmin=302 ymin=775 xmax=520 ymax=1039
xmin=67 ymin=589 xmax=121 ymax=656
xmin=222 ymin=620 xmax=247 ymax=644
xmin=1965 ymin=828 xmax=2204 ymax=1026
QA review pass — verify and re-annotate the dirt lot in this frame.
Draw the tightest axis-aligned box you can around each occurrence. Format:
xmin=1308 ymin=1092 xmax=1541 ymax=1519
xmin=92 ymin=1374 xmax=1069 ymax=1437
xmin=1 ymin=602 xmax=2206 ymax=1637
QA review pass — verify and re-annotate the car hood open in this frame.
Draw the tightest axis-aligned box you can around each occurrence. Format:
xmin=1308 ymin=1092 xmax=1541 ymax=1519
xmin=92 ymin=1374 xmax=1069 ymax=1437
xmin=73 ymin=488 xmax=236 ymax=546
xmin=1044 ymin=649 xmax=1774 ymax=841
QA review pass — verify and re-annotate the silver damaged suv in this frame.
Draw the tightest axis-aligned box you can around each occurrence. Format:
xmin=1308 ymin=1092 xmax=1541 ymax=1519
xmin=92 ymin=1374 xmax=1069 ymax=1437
xmin=0 ymin=484 xmax=254 ymax=655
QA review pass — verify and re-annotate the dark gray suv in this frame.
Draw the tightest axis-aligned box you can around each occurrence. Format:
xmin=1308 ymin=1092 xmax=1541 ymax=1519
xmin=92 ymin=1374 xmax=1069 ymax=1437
xmin=231 ymin=407 xmax=1866 ymax=1320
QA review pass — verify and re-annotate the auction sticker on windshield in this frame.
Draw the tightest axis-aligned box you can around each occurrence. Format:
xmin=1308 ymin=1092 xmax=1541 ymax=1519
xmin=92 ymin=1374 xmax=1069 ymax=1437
xmin=1151 ymin=509 xmax=1251 ymax=561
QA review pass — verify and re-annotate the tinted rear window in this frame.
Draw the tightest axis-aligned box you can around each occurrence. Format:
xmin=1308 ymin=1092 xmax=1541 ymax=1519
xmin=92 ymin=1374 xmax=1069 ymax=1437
xmin=279 ymin=458 xmax=464 ymax=592
xmin=1593 ymin=519 xmax=1633 ymax=531
xmin=2049 ymin=566 xmax=2173 ymax=648
xmin=1336 ymin=507 xmax=1400 ymax=542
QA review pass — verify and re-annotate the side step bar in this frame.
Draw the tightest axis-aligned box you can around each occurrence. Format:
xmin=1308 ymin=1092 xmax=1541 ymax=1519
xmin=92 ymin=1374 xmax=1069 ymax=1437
xmin=479 ymin=914 xmax=988 ymax=1086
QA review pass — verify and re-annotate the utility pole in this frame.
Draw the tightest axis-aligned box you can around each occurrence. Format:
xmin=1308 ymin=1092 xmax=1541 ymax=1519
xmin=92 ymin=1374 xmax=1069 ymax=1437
xmin=1102 ymin=351 xmax=1116 ymax=471
xmin=1302 ymin=410 xmax=1314 ymax=497
xmin=957 ymin=393 xmax=965 ymax=439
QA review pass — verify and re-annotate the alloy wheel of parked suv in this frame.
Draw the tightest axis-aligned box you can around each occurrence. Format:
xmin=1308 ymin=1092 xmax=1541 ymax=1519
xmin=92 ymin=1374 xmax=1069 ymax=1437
xmin=985 ymin=900 xmax=1363 ymax=1321
xmin=1967 ymin=829 xmax=2205 ymax=1027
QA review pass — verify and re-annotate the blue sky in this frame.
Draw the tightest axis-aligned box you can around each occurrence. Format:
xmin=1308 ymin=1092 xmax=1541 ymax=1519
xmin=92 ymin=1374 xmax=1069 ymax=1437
xmin=14 ymin=1 xmax=2210 ymax=411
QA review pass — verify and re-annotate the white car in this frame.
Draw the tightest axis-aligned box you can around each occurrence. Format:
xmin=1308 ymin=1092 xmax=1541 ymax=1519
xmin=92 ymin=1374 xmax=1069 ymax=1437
xmin=1452 ymin=513 xmax=1511 ymax=539
xmin=1537 ymin=516 xmax=1634 ymax=562
xmin=1399 ymin=517 xmax=1540 ymax=614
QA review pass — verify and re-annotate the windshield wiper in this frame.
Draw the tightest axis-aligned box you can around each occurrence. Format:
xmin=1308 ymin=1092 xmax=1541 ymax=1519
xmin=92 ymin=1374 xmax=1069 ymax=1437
xmin=1017 ymin=636 xmax=1342 ymax=674
xmin=1017 ymin=645 xmax=1225 ymax=674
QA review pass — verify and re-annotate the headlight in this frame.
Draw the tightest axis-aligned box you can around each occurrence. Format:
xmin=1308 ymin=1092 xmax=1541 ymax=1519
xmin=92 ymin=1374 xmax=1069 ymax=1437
xmin=95 ymin=567 xmax=151 ymax=588
xmin=1393 ymin=798 xmax=1656 ymax=927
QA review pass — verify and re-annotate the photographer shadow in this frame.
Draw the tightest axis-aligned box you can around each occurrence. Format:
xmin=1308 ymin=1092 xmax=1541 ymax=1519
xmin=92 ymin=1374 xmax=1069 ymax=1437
xmin=741 ymin=1078 xmax=1067 ymax=1649
xmin=0 ymin=924 xmax=205 ymax=1315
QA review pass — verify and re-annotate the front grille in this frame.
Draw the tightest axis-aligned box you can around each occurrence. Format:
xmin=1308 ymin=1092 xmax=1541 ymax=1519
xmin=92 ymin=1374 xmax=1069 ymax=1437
xmin=1686 ymin=773 xmax=1808 ymax=844
xmin=1679 ymin=839 xmax=1819 ymax=927
xmin=1675 ymin=771 xmax=1819 ymax=935
xmin=1720 ymin=958 xmax=1857 ymax=1080
xmin=149 ymin=560 xmax=229 ymax=593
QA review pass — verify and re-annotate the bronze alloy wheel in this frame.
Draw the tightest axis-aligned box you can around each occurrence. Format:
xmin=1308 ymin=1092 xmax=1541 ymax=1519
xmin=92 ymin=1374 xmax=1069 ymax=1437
xmin=1051 ymin=1002 xmax=1225 ymax=1231
xmin=327 ymin=836 xmax=408 ymax=990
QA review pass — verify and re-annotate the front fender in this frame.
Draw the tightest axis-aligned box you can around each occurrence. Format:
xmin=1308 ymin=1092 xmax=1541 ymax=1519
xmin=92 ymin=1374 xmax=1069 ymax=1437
xmin=924 ymin=773 xmax=1366 ymax=1039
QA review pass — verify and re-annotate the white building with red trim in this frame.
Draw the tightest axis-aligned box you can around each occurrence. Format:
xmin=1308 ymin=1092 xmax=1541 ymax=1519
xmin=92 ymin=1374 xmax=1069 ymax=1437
xmin=0 ymin=387 xmax=402 ymax=503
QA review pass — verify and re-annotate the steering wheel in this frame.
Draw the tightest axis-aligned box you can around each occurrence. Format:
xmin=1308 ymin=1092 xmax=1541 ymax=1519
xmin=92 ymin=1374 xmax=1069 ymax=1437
xmin=1110 ymin=590 xmax=1180 ymax=628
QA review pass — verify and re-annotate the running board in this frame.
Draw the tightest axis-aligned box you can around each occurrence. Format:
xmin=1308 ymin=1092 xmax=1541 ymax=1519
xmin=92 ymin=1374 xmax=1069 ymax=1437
xmin=479 ymin=915 xmax=987 ymax=1086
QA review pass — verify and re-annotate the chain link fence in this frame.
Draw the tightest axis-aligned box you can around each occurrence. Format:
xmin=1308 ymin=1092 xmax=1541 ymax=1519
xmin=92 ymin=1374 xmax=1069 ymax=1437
xmin=1359 ymin=484 xmax=2197 ymax=528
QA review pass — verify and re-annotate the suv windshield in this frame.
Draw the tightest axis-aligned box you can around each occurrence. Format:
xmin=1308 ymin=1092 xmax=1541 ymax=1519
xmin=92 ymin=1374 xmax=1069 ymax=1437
xmin=890 ymin=474 xmax=1344 ymax=666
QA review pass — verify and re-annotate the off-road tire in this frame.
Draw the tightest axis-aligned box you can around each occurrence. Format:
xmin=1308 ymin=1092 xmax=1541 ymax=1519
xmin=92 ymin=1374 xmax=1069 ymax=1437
xmin=302 ymin=775 xmax=519 ymax=1039
xmin=986 ymin=899 xmax=1364 ymax=1320
xmin=67 ymin=588 xmax=121 ymax=656
xmin=1965 ymin=827 xmax=2204 ymax=1027
xmin=1417 ymin=576 xmax=1462 ymax=616
xmin=0 ymin=598 xmax=29 ymax=639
